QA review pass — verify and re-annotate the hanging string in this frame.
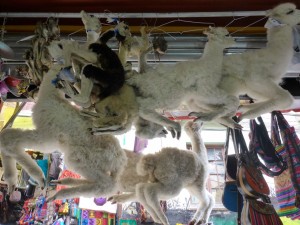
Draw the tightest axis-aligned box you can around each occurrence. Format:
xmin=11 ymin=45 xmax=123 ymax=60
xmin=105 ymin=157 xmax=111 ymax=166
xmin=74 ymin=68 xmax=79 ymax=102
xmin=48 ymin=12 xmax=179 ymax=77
xmin=149 ymin=28 xmax=177 ymax=40
xmin=229 ymin=16 xmax=268 ymax=35
xmin=224 ymin=16 xmax=249 ymax=28
xmin=149 ymin=16 xmax=215 ymax=34
xmin=67 ymin=28 xmax=85 ymax=40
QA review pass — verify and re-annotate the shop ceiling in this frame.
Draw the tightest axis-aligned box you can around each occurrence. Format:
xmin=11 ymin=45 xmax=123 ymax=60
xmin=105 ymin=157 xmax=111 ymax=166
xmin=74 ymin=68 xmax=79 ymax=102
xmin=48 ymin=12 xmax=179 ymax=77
xmin=1 ymin=0 xmax=300 ymax=110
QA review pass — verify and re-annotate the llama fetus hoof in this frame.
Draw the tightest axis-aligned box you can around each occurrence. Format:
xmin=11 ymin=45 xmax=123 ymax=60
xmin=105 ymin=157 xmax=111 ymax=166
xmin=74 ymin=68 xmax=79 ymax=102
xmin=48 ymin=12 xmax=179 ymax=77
xmin=195 ymin=219 xmax=206 ymax=225
xmin=38 ymin=177 xmax=46 ymax=190
xmin=167 ymin=127 xmax=181 ymax=139
xmin=50 ymin=180 xmax=61 ymax=184
xmin=158 ymin=129 xmax=168 ymax=138
xmin=177 ymin=130 xmax=181 ymax=139
xmin=188 ymin=219 xmax=196 ymax=225
xmin=168 ymin=122 xmax=181 ymax=139
xmin=107 ymin=194 xmax=124 ymax=203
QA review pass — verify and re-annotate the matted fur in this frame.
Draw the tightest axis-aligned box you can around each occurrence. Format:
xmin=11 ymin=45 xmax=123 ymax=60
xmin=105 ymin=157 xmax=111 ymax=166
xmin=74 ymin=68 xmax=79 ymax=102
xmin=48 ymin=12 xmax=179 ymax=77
xmin=0 ymin=65 xmax=127 ymax=200
xmin=109 ymin=121 xmax=214 ymax=225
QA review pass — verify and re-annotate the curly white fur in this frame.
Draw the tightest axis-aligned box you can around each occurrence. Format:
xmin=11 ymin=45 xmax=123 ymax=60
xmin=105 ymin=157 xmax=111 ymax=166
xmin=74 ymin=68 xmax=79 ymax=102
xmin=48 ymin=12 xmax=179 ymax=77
xmin=109 ymin=121 xmax=214 ymax=225
xmin=195 ymin=3 xmax=300 ymax=123
xmin=0 ymin=65 xmax=127 ymax=200
xmin=126 ymin=27 xmax=238 ymax=139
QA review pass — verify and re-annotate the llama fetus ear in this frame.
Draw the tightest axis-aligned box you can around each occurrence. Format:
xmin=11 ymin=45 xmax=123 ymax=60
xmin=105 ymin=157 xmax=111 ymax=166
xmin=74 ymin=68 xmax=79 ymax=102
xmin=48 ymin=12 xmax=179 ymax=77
xmin=265 ymin=9 xmax=272 ymax=17
xmin=203 ymin=26 xmax=214 ymax=36
xmin=203 ymin=28 xmax=210 ymax=36
xmin=80 ymin=10 xmax=88 ymax=20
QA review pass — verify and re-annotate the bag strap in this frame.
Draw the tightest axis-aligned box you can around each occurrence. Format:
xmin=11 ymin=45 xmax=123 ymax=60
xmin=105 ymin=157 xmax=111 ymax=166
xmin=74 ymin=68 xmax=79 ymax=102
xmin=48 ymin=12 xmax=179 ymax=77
xmin=271 ymin=111 xmax=282 ymax=146
xmin=273 ymin=111 xmax=290 ymax=131
xmin=224 ymin=128 xmax=230 ymax=181
xmin=249 ymin=117 xmax=287 ymax=177
xmin=251 ymin=116 xmax=281 ymax=160
xmin=228 ymin=125 xmax=243 ymax=225
xmin=234 ymin=128 xmax=249 ymax=156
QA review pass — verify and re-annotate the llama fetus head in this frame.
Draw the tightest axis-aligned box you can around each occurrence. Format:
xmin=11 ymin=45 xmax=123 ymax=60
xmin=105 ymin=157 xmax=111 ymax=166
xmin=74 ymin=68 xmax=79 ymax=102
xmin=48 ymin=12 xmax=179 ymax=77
xmin=115 ymin=21 xmax=131 ymax=41
xmin=46 ymin=17 xmax=60 ymax=40
xmin=266 ymin=3 xmax=300 ymax=27
xmin=80 ymin=10 xmax=102 ymax=34
xmin=203 ymin=26 xmax=235 ymax=48
xmin=47 ymin=39 xmax=76 ymax=65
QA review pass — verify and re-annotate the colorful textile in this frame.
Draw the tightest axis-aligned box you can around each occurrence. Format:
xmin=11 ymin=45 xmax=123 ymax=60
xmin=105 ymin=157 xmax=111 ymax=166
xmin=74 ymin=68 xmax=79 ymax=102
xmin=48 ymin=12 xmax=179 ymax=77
xmin=81 ymin=209 xmax=115 ymax=225
xmin=55 ymin=170 xmax=81 ymax=205
xmin=272 ymin=111 xmax=300 ymax=219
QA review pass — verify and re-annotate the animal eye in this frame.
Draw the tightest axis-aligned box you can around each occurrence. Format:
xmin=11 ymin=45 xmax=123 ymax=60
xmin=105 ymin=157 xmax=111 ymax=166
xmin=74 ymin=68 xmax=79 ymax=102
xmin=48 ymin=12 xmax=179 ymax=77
xmin=58 ymin=44 xmax=63 ymax=49
xmin=287 ymin=10 xmax=294 ymax=15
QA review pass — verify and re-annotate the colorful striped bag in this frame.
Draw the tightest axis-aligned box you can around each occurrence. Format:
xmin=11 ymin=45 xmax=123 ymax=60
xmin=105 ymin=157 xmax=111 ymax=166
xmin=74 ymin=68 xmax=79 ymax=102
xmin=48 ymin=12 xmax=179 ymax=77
xmin=273 ymin=111 xmax=300 ymax=210
xmin=247 ymin=199 xmax=283 ymax=225
xmin=249 ymin=117 xmax=287 ymax=177
xmin=271 ymin=112 xmax=300 ymax=218
xmin=232 ymin=127 xmax=282 ymax=225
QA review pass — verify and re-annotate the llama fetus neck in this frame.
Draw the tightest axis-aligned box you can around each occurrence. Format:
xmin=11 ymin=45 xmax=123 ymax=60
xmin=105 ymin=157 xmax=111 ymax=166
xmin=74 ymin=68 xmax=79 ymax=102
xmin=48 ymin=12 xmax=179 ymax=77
xmin=37 ymin=65 xmax=62 ymax=99
xmin=202 ymin=41 xmax=226 ymax=60
xmin=267 ymin=25 xmax=293 ymax=55
xmin=86 ymin=30 xmax=100 ymax=44
xmin=266 ymin=24 xmax=294 ymax=77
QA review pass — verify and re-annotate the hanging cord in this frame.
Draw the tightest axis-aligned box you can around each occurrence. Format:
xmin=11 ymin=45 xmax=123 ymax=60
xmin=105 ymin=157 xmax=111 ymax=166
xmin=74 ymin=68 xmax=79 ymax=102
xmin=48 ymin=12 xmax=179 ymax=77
xmin=229 ymin=16 xmax=267 ymax=35
xmin=149 ymin=16 xmax=214 ymax=37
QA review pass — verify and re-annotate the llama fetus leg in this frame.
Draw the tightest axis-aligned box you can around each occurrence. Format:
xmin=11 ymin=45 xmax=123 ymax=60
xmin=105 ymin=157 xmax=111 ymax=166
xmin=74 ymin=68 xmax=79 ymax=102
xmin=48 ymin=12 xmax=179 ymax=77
xmin=46 ymin=183 xmax=97 ymax=202
xmin=0 ymin=129 xmax=54 ymax=191
xmin=141 ymin=182 xmax=184 ymax=225
xmin=139 ymin=108 xmax=181 ymax=139
xmin=108 ymin=193 xmax=136 ymax=204
xmin=50 ymin=178 xmax=91 ymax=186
xmin=136 ymin=183 xmax=162 ymax=224
xmin=239 ymin=81 xmax=294 ymax=120
xmin=187 ymin=187 xmax=214 ymax=224
xmin=188 ymin=93 xmax=239 ymax=123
